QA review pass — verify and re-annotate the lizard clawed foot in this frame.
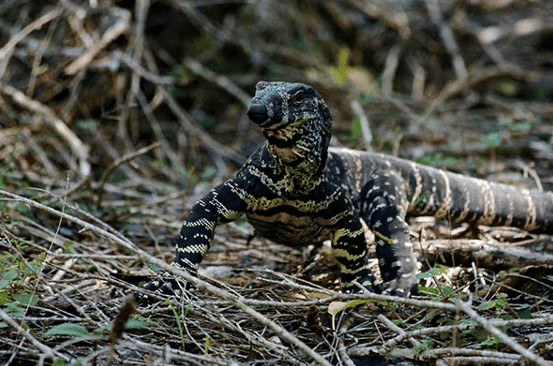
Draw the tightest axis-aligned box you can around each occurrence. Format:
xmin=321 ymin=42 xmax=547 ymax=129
xmin=382 ymin=275 xmax=419 ymax=297
xmin=343 ymin=270 xmax=383 ymax=294
xmin=360 ymin=279 xmax=383 ymax=294
xmin=134 ymin=266 xmax=193 ymax=305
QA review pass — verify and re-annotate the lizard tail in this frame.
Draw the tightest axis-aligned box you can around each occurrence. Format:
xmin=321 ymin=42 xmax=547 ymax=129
xmin=405 ymin=161 xmax=553 ymax=234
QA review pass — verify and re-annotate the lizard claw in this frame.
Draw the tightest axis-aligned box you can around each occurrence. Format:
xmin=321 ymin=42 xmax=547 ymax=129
xmin=382 ymin=276 xmax=418 ymax=297
xmin=134 ymin=264 xmax=192 ymax=305
xmin=360 ymin=279 xmax=383 ymax=294
xmin=342 ymin=269 xmax=382 ymax=294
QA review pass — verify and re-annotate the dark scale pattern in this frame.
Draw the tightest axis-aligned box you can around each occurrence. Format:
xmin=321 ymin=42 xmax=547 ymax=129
xmin=137 ymin=81 xmax=553 ymax=302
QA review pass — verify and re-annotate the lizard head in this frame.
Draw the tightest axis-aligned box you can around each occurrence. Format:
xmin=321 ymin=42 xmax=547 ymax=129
xmin=247 ymin=81 xmax=331 ymax=134
xmin=247 ymin=81 xmax=332 ymax=191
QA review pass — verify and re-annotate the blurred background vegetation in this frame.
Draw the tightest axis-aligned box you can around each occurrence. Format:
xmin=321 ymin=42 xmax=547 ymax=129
xmin=1 ymin=0 xmax=552 ymax=194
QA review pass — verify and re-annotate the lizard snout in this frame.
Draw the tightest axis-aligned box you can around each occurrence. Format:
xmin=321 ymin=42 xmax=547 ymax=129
xmin=247 ymin=103 xmax=270 ymax=125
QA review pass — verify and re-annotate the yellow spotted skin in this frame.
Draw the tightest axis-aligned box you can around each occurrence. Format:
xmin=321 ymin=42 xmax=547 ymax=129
xmin=138 ymin=81 xmax=553 ymax=301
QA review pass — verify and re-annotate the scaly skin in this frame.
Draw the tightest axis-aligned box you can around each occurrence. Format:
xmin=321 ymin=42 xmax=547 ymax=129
xmin=136 ymin=81 xmax=553 ymax=302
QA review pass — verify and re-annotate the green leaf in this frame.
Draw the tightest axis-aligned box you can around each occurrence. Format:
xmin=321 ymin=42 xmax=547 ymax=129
xmin=52 ymin=358 xmax=66 ymax=366
xmin=93 ymin=326 xmax=108 ymax=337
xmin=145 ymin=263 xmax=162 ymax=272
xmin=417 ymin=266 xmax=442 ymax=280
xmin=43 ymin=323 xmax=90 ymax=338
xmin=2 ymin=269 xmax=18 ymax=282
xmin=5 ymin=302 xmax=25 ymax=316
xmin=413 ymin=339 xmax=433 ymax=353
xmin=351 ymin=115 xmax=361 ymax=139
xmin=484 ymin=132 xmax=501 ymax=146
xmin=517 ymin=307 xmax=532 ymax=319
xmin=204 ymin=335 xmax=210 ymax=354
xmin=496 ymin=79 xmax=517 ymax=97
xmin=412 ymin=191 xmax=430 ymax=207
xmin=13 ymin=293 xmax=40 ymax=307
xmin=124 ymin=319 xmax=149 ymax=330
xmin=75 ymin=119 xmax=99 ymax=131
xmin=478 ymin=301 xmax=495 ymax=311
xmin=442 ymin=286 xmax=454 ymax=296
xmin=336 ymin=47 xmax=350 ymax=84
xmin=470 ymin=329 xmax=487 ymax=342
xmin=424 ymin=310 xmax=438 ymax=322
xmin=337 ymin=47 xmax=350 ymax=70
xmin=513 ymin=122 xmax=532 ymax=131
xmin=480 ymin=337 xmax=501 ymax=346
xmin=15 ymin=203 xmax=31 ymax=216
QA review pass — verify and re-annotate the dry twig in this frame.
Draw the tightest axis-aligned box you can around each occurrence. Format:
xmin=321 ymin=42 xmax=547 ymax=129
xmin=0 ymin=189 xmax=333 ymax=366
xmin=0 ymin=82 xmax=90 ymax=177
xmin=457 ymin=300 xmax=551 ymax=366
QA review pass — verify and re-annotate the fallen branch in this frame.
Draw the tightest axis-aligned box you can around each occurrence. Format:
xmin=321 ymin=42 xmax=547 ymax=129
xmin=64 ymin=7 xmax=131 ymax=75
xmin=419 ymin=238 xmax=553 ymax=268
xmin=0 ymin=83 xmax=90 ymax=177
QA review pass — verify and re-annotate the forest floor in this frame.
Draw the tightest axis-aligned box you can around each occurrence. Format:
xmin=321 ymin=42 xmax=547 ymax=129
xmin=0 ymin=0 xmax=552 ymax=365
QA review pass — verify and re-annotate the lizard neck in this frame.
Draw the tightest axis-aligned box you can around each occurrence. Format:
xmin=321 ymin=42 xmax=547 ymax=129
xmin=264 ymin=116 xmax=330 ymax=195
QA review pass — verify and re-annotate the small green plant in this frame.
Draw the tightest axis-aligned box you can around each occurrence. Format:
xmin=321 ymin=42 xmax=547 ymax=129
xmin=0 ymin=242 xmax=43 ymax=324
xmin=416 ymin=265 xmax=451 ymax=297
xmin=416 ymin=153 xmax=459 ymax=167
xmin=7 ymin=127 xmax=21 ymax=173
xmin=167 ymin=295 xmax=195 ymax=348
xmin=477 ymin=292 xmax=507 ymax=314
xmin=43 ymin=314 xmax=149 ymax=341
xmin=480 ymin=336 xmax=502 ymax=347
xmin=412 ymin=191 xmax=430 ymax=208
xmin=484 ymin=132 xmax=501 ymax=146
xmin=413 ymin=338 xmax=434 ymax=354
xmin=43 ymin=323 xmax=91 ymax=338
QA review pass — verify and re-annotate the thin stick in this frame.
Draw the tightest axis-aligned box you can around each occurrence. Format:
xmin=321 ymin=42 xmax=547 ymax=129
xmin=0 ymin=82 xmax=90 ymax=177
xmin=350 ymin=99 xmax=372 ymax=150
xmin=377 ymin=314 xmax=421 ymax=348
xmin=95 ymin=141 xmax=161 ymax=205
xmin=65 ymin=8 xmax=131 ymax=75
xmin=381 ymin=314 xmax=553 ymax=352
xmin=0 ymin=9 xmax=61 ymax=79
xmin=0 ymin=189 xmax=333 ymax=366
xmin=0 ymin=309 xmax=70 ymax=363
xmin=381 ymin=45 xmax=401 ymax=97
xmin=161 ymin=88 xmax=245 ymax=165
xmin=184 ymin=58 xmax=251 ymax=106
xmin=424 ymin=0 xmax=467 ymax=80
xmin=457 ymin=300 xmax=550 ymax=366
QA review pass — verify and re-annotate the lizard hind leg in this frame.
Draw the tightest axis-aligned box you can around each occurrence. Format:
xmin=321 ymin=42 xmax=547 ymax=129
xmin=358 ymin=176 xmax=418 ymax=296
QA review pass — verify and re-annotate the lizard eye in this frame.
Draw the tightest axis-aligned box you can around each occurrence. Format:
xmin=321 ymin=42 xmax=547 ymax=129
xmin=291 ymin=90 xmax=304 ymax=105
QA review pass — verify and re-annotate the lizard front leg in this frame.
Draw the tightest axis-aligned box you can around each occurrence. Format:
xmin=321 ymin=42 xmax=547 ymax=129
xmin=332 ymin=217 xmax=380 ymax=293
xmin=136 ymin=178 xmax=247 ymax=303
xmin=359 ymin=174 xmax=418 ymax=296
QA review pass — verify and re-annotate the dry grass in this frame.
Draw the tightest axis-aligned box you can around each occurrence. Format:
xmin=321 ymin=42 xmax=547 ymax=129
xmin=1 ymin=0 xmax=552 ymax=365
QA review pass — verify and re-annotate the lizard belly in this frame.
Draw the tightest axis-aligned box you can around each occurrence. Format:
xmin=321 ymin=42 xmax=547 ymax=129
xmin=246 ymin=212 xmax=331 ymax=246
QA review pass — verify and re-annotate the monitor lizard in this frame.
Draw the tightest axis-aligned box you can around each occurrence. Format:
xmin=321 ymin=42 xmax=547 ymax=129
xmin=136 ymin=81 xmax=553 ymax=301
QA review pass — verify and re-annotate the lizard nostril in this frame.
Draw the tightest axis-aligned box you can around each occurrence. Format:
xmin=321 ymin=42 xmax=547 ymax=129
xmin=247 ymin=104 xmax=270 ymax=124
xmin=256 ymin=80 xmax=269 ymax=90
